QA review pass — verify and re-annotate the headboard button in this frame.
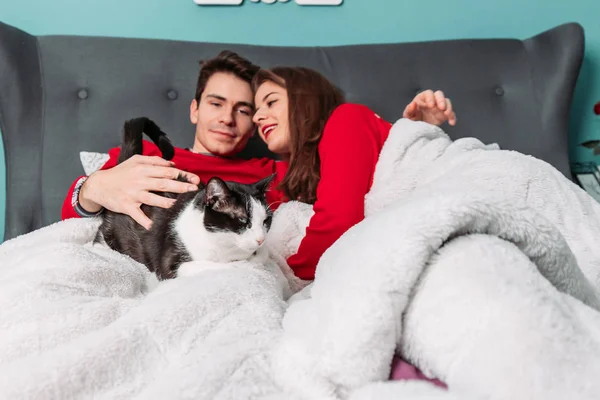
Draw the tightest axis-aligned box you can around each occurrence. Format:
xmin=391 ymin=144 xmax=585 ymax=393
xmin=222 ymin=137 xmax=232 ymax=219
xmin=167 ymin=90 xmax=178 ymax=100
xmin=495 ymin=86 xmax=505 ymax=96
xmin=77 ymin=89 xmax=89 ymax=100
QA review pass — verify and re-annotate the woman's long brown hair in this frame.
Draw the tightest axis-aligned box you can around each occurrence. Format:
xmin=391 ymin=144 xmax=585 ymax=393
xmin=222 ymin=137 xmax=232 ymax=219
xmin=252 ymin=67 xmax=345 ymax=204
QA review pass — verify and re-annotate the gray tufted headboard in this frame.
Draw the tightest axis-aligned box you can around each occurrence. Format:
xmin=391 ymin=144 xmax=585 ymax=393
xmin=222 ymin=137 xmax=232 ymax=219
xmin=0 ymin=21 xmax=585 ymax=241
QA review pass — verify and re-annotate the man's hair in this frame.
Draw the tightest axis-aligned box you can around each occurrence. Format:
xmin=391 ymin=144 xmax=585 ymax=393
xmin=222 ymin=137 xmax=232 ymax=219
xmin=194 ymin=50 xmax=260 ymax=102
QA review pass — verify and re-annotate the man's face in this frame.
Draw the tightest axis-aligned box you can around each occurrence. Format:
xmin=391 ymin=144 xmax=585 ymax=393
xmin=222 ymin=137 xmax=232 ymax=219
xmin=189 ymin=72 xmax=255 ymax=157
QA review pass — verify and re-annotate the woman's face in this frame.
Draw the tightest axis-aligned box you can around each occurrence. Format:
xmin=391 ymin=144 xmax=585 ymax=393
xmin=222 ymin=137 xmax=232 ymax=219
xmin=253 ymin=80 xmax=291 ymax=155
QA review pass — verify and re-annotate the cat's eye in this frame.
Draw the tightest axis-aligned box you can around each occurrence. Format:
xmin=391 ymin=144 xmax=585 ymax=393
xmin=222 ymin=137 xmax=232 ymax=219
xmin=239 ymin=217 xmax=248 ymax=224
xmin=264 ymin=216 xmax=272 ymax=226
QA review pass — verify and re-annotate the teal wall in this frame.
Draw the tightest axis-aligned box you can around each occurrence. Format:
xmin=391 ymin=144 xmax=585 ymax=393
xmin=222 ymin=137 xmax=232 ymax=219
xmin=1 ymin=0 xmax=599 ymax=241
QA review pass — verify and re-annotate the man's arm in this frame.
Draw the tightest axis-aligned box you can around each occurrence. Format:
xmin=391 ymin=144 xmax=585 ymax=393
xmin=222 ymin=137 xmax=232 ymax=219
xmin=61 ymin=145 xmax=122 ymax=220
xmin=61 ymin=141 xmax=201 ymax=229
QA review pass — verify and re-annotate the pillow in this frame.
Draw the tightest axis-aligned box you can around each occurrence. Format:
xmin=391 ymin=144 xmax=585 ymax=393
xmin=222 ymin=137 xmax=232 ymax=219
xmin=79 ymin=151 xmax=110 ymax=176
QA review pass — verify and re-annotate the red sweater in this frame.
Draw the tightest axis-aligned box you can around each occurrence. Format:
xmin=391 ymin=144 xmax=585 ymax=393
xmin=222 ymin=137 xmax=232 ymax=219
xmin=62 ymin=103 xmax=391 ymax=281
xmin=286 ymin=103 xmax=392 ymax=280
xmin=61 ymin=142 xmax=289 ymax=220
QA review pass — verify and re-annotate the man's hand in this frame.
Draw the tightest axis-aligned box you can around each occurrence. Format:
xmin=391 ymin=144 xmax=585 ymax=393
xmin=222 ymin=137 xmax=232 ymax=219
xmin=78 ymin=155 xmax=200 ymax=229
xmin=403 ymin=90 xmax=457 ymax=126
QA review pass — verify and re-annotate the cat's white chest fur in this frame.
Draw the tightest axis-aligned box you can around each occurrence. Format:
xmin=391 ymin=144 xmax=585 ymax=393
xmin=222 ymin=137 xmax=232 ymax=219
xmin=176 ymin=248 xmax=291 ymax=299
xmin=176 ymin=260 xmax=224 ymax=276
xmin=176 ymin=246 xmax=269 ymax=277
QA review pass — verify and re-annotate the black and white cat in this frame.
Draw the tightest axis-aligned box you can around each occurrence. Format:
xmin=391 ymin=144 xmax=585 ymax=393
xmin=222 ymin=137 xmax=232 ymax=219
xmin=95 ymin=117 xmax=275 ymax=280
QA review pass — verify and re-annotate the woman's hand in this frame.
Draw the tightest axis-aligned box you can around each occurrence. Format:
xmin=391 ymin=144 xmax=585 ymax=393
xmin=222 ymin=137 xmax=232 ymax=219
xmin=403 ymin=90 xmax=457 ymax=126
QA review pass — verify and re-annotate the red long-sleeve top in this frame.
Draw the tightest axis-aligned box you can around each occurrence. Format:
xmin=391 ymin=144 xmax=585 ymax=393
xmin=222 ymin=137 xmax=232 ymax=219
xmin=286 ymin=103 xmax=392 ymax=280
xmin=62 ymin=103 xmax=392 ymax=281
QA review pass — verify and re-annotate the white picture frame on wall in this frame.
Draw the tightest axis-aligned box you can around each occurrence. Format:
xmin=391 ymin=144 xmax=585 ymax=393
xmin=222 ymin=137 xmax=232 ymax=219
xmin=194 ymin=0 xmax=342 ymax=4
xmin=194 ymin=0 xmax=243 ymax=4
xmin=295 ymin=0 xmax=342 ymax=4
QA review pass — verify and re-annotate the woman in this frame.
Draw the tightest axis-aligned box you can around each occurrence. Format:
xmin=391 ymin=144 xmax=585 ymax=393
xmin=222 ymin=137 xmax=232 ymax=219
xmin=252 ymin=66 xmax=456 ymax=281
xmin=251 ymin=66 xmax=454 ymax=388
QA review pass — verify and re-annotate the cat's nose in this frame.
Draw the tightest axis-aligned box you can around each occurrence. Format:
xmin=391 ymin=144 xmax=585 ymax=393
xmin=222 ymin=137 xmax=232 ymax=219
xmin=256 ymin=237 xmax=264 ymax=245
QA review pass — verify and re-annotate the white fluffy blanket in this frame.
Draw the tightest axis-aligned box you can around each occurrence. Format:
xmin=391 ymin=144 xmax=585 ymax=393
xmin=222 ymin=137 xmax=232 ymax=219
xmin=2 ymin=119 xmax=600 ymax=400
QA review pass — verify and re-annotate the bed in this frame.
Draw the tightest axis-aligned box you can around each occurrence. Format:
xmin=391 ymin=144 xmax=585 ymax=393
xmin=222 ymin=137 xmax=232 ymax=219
xmin=0 ymin=20 xmax=584 ymax=241
xmin=2 ymin=20 xmax=600 ymax=400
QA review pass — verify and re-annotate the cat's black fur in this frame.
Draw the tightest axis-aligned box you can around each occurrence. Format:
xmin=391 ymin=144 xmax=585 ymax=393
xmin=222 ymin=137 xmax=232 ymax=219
xmin=95 ymin=117 xmax=274 ymax=280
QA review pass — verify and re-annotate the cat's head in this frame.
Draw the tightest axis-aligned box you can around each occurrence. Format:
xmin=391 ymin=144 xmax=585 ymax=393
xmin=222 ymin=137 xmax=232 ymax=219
xmin=191 ymin=175 xmax=275 ymax=261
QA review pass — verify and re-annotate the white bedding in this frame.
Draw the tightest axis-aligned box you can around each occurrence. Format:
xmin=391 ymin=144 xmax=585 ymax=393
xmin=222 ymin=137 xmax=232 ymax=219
xmin=2 ymin=119 xmax=600 ymax=400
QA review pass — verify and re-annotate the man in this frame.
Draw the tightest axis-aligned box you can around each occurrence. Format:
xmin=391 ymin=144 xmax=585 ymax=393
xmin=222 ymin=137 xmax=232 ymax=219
xmin=62 ymin=50 xmax=456 ymax=230
xmin=62 ymin=50 xmax=288 ymax=230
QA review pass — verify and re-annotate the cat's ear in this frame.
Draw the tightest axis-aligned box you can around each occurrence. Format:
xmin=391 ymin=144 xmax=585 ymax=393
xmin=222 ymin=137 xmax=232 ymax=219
xmin=253 ymin=174 xmax=276 ymax=194
xmin=204 ymin=177 xmax=232 ymax=211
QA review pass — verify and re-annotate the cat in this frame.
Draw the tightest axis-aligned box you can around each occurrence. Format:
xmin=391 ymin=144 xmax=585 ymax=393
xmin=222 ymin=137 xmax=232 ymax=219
xmin=95 ymin=117 xmax=275 ymax=280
